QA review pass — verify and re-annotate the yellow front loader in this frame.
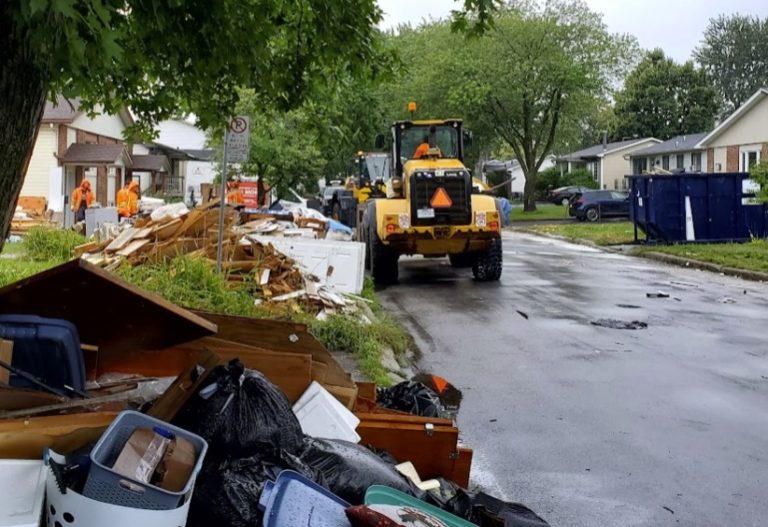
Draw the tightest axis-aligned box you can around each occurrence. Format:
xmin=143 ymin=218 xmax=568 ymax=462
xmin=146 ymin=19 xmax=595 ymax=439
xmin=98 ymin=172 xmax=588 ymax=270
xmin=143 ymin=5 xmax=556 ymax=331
xmin=360 ymin=118 xmax=503 ymax=284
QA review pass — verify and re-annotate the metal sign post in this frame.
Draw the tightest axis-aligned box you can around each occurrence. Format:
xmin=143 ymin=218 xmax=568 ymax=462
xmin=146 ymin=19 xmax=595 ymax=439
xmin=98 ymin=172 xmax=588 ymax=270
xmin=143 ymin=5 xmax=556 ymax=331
xmin=216 ymin=116 xmax=250 ymax=273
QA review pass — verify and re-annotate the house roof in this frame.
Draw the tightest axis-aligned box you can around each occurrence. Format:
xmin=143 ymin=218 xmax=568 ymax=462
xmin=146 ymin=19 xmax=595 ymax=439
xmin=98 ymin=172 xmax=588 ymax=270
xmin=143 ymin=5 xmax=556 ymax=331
xmin=131 ymin=154 xmax=169 ymax=172
xmin=42 ymin=96 xmax=81 ymax=123
xmin=559 ymin=138 xmax=660 ymax=161
xmin=630 ymin=132 xmax=709 ymax=157
xmin=696 ymin=88 xmax=768 ymax=147
xmin=183 ymin=149 xmax=216 ymax=161
xmin=60 ymin=143 xmax=129 ymax=165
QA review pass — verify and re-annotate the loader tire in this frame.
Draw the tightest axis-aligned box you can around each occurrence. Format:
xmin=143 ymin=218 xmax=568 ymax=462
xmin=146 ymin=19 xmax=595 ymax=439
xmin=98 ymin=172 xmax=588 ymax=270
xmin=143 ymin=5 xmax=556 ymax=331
xmin=473 ymin=238 xmax=502 ymax=281
xmin=449 ymin=252 xmax=476 ymax=268
xmin=369 ymin=222 xmax=398 ymax=285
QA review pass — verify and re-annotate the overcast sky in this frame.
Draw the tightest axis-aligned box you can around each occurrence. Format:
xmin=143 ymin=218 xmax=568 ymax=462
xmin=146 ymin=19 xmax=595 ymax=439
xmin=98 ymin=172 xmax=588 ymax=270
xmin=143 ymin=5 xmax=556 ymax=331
xmin=377 ymin=0 xmax=768 ymax=62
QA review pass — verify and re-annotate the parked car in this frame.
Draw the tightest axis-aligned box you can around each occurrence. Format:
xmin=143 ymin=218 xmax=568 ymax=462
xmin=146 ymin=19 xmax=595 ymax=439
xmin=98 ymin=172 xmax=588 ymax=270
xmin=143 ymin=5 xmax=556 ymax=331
xmin=569 ymin=190 xmax=630 ymax=222
xmin=548 ymin=185 xmax=591 ymax=205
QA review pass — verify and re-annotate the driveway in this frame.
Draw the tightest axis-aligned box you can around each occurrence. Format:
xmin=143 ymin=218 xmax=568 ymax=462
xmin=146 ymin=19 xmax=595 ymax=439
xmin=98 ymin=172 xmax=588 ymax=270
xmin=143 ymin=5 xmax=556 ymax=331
xmin=379 ymin=231 xmax=768 ymax=527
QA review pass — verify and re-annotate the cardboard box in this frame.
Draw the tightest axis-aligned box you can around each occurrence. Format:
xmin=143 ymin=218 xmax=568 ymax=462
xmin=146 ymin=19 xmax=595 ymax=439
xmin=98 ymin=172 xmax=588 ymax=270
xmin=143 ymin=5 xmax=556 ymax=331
xmin=112 ymin=428 xmax=167 ymax=484
xmin=156 ymin=435 xmax=195 ymax=492
xmin=111 ymin=427 xmax=196 ymax=492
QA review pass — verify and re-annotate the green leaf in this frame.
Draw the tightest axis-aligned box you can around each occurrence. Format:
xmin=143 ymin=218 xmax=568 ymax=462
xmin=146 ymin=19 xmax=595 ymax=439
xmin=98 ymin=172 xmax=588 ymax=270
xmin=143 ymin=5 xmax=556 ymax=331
xmin=28 ymin=0 xmax=49 ymax=16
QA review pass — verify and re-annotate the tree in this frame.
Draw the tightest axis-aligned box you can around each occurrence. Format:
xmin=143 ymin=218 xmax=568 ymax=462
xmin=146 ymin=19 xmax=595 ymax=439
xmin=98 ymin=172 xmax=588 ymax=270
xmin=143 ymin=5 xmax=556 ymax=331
xmin=1 ymin=0 xmax=384 ymax=246
xmin=750 ymin=161 xmax=768 ymax=204
xmin=454 ymin=1 xmax=637 ymax=211
xmin=614 ymin=49 xmax=719 ymax=140
xmin=695 ymin=14 xmax=768 ymax=117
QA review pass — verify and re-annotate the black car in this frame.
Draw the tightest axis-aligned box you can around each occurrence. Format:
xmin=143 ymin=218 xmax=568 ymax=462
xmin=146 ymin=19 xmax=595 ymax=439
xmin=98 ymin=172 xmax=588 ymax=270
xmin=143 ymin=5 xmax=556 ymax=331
xmin=569 ymin=190 xmax=630 ymax=222
xmin=549 ymin=185 xmax=590 ymax=205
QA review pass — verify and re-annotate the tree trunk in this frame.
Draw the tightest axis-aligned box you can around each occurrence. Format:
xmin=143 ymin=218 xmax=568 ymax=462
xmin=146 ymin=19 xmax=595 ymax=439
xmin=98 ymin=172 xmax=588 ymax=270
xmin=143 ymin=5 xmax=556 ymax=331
xmin=523 ymin=168 xmax=537 ymax=212
xmin=0 ymin=17 xmax=48 ymax=250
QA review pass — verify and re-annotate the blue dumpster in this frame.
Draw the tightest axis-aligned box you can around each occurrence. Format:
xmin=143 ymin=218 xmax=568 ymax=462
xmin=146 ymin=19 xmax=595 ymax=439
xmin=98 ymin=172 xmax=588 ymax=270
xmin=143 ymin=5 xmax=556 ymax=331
xmin=628 ymin=173 xmax=767 ymax=243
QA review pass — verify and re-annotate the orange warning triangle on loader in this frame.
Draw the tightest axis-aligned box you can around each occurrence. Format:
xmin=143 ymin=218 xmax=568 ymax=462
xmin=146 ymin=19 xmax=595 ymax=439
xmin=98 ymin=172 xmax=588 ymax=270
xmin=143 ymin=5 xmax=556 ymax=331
xmin=430 ymin=187 xmax=453 ymax=208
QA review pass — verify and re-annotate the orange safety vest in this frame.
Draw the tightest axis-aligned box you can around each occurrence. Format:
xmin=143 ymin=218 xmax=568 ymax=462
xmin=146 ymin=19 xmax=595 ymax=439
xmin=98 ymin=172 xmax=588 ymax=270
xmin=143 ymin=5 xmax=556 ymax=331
xmin=71 ymin=187 xmax=94 ymax=211
xmin=117 ymin=184 xmax=139 ymax=217
xmin=414 ymin=143 xmax=429 ymax=159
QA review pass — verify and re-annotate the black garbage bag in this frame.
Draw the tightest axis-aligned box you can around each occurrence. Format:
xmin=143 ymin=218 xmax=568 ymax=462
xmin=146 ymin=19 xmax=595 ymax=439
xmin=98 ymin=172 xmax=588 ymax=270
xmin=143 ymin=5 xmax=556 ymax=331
xmin=376 ymin=381 xmax=446 ymax=418
xmin=300 ymin=437 xmax=418 ymax=504
xmin=425 ymin=479 xmax=549 ymax=527
xmin=174 ymin=359 xmax=304 ymax=457
xmin=188 ymin=449 xmax=321 ymax=527
xmin=472 ymin=492 xmax=550 ymax=527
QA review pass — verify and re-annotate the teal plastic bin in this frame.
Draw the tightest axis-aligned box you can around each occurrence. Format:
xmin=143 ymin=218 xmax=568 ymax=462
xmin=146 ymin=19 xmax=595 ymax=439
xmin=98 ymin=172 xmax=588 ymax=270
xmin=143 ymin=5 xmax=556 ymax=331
xmin=365 ymin=485 xmax=476 ymax=527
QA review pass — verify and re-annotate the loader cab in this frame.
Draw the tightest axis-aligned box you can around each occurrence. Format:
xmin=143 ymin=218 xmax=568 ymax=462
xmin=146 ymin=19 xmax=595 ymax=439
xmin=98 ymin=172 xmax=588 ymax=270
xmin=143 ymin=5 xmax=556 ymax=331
xmin=388 ymin=120 xmax=469 ymax=179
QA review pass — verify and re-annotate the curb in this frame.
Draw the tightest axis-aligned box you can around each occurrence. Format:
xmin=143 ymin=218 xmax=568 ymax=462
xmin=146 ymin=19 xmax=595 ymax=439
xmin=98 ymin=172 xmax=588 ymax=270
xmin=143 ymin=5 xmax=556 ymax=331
xmin=635 ymin=251 xmax=768 ymax=283
xmin=510 ymin=227 xmax=768 ymax=283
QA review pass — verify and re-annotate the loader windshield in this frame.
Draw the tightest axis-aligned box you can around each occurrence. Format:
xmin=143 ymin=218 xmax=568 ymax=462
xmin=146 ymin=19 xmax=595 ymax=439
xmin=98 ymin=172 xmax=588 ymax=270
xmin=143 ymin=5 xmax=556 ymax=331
xmin=402 ymin=125 xmax=459 ymax=160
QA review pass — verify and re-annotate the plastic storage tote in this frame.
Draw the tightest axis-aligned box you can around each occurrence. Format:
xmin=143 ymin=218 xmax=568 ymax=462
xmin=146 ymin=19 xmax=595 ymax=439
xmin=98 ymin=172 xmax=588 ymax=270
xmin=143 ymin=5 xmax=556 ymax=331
xmin=0 ymin=314 xmax=85 ymax=393
xmin=365 ymin=485 xmax=476 ymax=527
xmin=83 ymin=411 xmax=207 ymax=510
xmin=259 ymin=470 xmax=351 ymax=527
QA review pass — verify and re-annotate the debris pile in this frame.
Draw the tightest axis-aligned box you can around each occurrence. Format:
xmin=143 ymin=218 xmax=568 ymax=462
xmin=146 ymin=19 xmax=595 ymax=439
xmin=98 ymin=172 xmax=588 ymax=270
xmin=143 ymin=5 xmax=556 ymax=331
xmin=72 ymin=199 xmax=360 ymax=312
xmin=11 ymin=196 xmax=54 ymax=234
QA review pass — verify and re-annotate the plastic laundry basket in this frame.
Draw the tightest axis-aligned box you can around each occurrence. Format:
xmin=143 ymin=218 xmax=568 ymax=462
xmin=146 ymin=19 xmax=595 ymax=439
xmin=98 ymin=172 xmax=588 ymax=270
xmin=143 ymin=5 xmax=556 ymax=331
xmin=259 ymin=470 xmax=351 ymax=527
xmin=46 ymin=463 xmax=191 ymax=527
xmin=83 ymin=411 xmax=207 ymax=510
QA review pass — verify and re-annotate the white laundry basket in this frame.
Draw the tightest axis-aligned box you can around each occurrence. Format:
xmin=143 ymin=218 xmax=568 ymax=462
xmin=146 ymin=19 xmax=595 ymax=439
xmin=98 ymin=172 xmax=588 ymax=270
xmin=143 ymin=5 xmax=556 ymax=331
xmin=45 ymin=455 xmax=191 ymax=527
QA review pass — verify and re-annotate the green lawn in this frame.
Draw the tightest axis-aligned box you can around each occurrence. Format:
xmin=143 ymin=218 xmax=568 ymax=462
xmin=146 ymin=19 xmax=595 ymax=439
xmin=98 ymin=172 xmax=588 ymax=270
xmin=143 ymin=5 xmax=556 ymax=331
xmin=0 ymin=242 xmax=24 ymax=256
xmin=526 ymin=221 xmax=640 ymax=246
xmin=510 ymin=202 xmax=572 ymax=221
xmin=634 ymin=240 xmax=768 ymax=274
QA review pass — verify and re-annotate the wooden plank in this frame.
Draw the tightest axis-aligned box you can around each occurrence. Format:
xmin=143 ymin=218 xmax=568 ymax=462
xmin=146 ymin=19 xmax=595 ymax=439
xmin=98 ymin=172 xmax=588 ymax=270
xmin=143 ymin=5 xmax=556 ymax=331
xmin=73 ymin=241 xmax=103 ymax=258
xmin=105 ymin=227 xmax=137 ymax=252
xmin=0 ymin=385 xmax=63 ymax=412
xmin=148 ymin=350 xmax=218 ymax=422
xmin=132 ymin=227 xmax=154 ymax=239
xmin=446 ymin=447 xmax=473 ymax=488
xmin=0 ymin=411 xmax=118 ymax=459
xmin=193 ymin=311 xmax=354 ymax=389
xmin=184 ymin=337 xmax=313 ymax=402
xmin=116 ymin=238 xmax=150 ymax=257
xmin=0 ymin=340 xmax=12 ymax=384
xmin=356 ymin=420 xmax=461 ymax=481
xmin=0 ymin=259 xmax=217 ymax=356
xmin=17 ymin=196 xmax=47 ymax=216
xmin=153 ymin=218 xmax=183 ymax=241
xmin=356 ymin=382 xmax=376 ymax=401
xmin=354 ymin=412 xmax=453 ymax=427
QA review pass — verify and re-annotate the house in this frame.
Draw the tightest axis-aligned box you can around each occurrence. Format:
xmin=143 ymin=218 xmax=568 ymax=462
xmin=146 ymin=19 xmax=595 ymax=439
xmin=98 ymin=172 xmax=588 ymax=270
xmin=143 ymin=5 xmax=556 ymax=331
xmin=627 ymin=133 xmax=708 ymax=174
xmin=557 ymin=138 xmax=660 ymax=190
xmin=480 ymin=156 xmax=556 ymax=198
xmin=21 ymin=98 xmax=201 ymax=225
xmin=696 ymin=88 xmax=768 ymax=173
xmin=153 ymin=119 xmax=217 ymax=203
xmin=21 ymin=96 xmax=134 ymax=225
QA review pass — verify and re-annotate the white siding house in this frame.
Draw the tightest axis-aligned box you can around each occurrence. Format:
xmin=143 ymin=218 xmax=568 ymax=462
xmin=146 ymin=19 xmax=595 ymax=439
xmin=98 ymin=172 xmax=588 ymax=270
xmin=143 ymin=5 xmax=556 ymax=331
xmin=155 ymin=119 xmax=216 ymax=202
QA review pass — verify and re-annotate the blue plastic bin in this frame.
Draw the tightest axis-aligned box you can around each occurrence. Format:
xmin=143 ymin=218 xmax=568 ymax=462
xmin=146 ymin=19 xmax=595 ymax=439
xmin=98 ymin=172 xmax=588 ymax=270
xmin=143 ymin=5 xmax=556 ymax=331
xmin=259 ymin=470 xmax=351 ymax=527
xmin=83 ymin=411 xmax=208 ymax=510
xmin=0 ymin=314 xmax=85 ymax=393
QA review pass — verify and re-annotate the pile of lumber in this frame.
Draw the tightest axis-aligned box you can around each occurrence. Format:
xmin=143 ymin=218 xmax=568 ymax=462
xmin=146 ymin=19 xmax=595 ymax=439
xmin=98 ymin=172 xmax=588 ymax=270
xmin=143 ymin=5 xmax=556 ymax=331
xmin=11 ymin=196 xmax=53 ymax=234
xmin=75 ymin=201 xmax=353 ymax=312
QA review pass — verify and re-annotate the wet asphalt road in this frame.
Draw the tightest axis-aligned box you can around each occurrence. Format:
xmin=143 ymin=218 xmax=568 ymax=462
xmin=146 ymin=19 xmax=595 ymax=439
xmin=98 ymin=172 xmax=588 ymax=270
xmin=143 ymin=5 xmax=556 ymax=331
xmin=378 ymin=231 xmax=768 ymax=527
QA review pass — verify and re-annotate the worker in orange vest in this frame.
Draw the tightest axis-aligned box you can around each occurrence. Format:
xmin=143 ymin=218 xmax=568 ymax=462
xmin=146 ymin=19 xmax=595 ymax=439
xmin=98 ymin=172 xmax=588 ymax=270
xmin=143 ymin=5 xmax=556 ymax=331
xmin=227 ymin=181 xmax=245 ymax=207
xmin=71 ymin=179 xmax=94 ymax=222
xmin=413 ymin=136 xmax=430 ymax=159
xmin=117 ymin=180 xmax=140 ymax=218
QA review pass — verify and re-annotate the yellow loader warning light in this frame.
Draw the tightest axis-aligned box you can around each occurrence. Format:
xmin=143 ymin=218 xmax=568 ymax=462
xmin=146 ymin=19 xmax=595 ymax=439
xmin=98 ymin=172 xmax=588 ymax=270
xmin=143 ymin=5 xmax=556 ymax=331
xmin=430 ymin=187 xmax=453 ymax=208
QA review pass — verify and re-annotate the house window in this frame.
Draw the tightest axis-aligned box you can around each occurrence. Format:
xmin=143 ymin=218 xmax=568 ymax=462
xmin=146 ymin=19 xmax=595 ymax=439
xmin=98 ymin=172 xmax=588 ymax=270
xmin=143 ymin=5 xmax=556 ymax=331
xmin=662 ymin=156 xmax=669 ymax=170
xmin=633 ymin=158 xmax=647 ymax=174
xmin=741 ymin=150 xmax=760 ymax=171
xmin=691 ymin=152 xmax=702 ymax=172
xmin=676 ymin=154 xmax=684 ymax=169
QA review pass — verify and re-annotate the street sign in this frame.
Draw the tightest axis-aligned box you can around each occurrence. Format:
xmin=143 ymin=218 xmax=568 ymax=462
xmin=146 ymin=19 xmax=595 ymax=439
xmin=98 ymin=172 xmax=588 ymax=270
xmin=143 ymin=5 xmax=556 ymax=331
xmin=225 ymin=115 xmax=250 ymax=163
